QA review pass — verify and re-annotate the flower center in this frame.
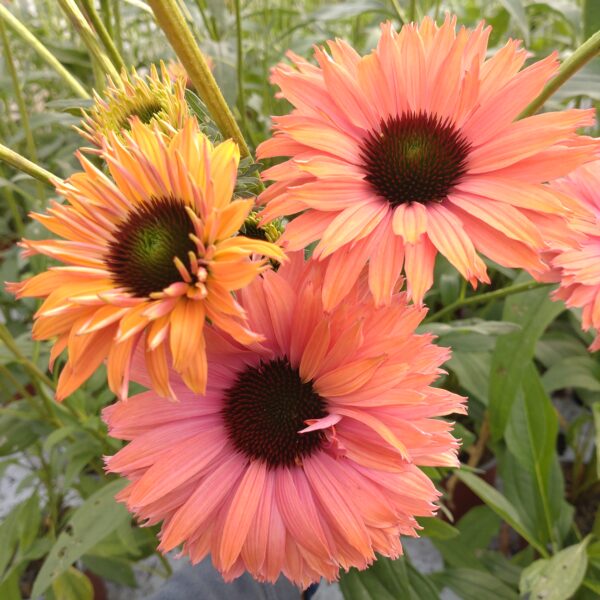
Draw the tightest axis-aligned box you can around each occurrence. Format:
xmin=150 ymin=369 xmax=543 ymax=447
xmin=359 ymin=112 xmax=471 ymax=206
xmin=117 ymin=99 xmax=165 ymax=131
xmin=105 ymin=196 xmax=197 ymax=297
xmin=222 ymin=358 xmax=328 ymax=468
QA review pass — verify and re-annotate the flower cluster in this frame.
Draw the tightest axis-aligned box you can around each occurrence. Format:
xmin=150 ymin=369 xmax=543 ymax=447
xmin=9 ymin=14 xmax=600 ymax=589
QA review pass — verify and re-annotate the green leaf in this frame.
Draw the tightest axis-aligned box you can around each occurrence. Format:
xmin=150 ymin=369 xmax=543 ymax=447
xmin=455 ymin=471 xmax=547 ymax=556
xmin=432 ymin=568 xmax=518 ymax=600
xmin=489 ymin=280 xmax=564 ymax=440
xmin=31 ymin=480 xmax=129 ymax=598
xmin=583 ymin=0 xmax=600 ymax=40
xmin=447 ymin=351 xmax=492 ymax=405
xmin=339 ymin=556 xmax=439 ymax=600
xmin=542 ymin=356 xmax=600 ymax=393
xmin=82 ymin=555 xmax=136 ymax=587
xmin=432 ymin=506 xmax=501 ymax=570
xmin=520 ymin=537 xmax=591 ymax=600
xmin=505 ymin=364 xmax=557 ymax=489
xmin=498 ymin=0 xmax=529 ymax=43
xmin=417 ymin=517 xmax=459 ymax=540
xmin=50 ymin=567 xmax=93 ymax=600
xmin=17 ymin=492 xmax=41 ymax=552
xmin=593 ymin=403 xmax=600 ymax=479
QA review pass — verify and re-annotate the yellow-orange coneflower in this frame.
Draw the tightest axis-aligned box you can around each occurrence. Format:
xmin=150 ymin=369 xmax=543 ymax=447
xmin=9 ymin=118 xmax=285 ymax=401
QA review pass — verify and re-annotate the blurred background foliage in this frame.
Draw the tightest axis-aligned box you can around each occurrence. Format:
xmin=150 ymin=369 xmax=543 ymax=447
xmin=0 ymin=0 xmax=599 ymax=598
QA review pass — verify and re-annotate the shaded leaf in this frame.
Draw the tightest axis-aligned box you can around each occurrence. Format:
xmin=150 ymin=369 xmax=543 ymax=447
xmin=32 ymin=480 xmax=129 ymax=597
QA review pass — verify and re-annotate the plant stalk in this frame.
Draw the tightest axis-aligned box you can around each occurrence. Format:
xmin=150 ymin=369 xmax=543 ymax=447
xmin=146 ymin=0 xmax=251 ymax=158
xmin=79 ymin=0 xmax=126 ymax=72
xmin=57 ymin=0 xmax=120 ymax=81
xmin=520 ymin=29 xmax=600 ymax=117
xmin=0 ymin=4 xmax=89 ymax=99
xmin=0 ymin=144 xmax=59 ymax=187
xmin=425 ymin=281 xmax=552 ymax=323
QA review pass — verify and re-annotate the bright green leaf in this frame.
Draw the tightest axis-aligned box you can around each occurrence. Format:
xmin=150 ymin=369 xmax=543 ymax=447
xmin=489 ymin=280 xmax=564 ymax=440
xmin=520 ymin=537 xmax=591 ymax=600
xmin=455 ymin=471 xmax=547 ymax=556
xmin=32 ymin=480 xmax=129 ymax=598
xmin=50 ymin=567 xmax=93 ymax=600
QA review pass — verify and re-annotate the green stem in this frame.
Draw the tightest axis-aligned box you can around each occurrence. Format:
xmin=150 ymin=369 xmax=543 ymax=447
xmin=192 ymin=0 xmax=219 ymax=40
xmin=146 ymin=0 xmax=252 ymax=158
xmin=57 ymin=0 xmax=120 ymax=81
xmin=520 ymin=29 xmax=600 ymax=118
xmin=0 ymin=143 xmax=59 ymax=187
xmin=409 ymin=0 xmax=417 ymax=22
xmin=0 ymin=19 xmax=45 ymax=203
xmin=234 ymin=0 xmax=249 ymax=138
xmin=389 ymin=0 xmax=407 ymax=23
xmin=0 ymin=163 xmax=25 ymax=236
xmin=100 ymin=0 xmax=114 ymax=38
xmin=79 ymin=0 xmax=126 ymax=72
xmin=425 ymin=281 xmax=552 ymax=323
xmin=113 ymin=0 xmax=123 ymax=57
xmin=0 ymin=4 xmax=89 ymax=99
xmin=0 ymin=323 xmax=56 ymax=391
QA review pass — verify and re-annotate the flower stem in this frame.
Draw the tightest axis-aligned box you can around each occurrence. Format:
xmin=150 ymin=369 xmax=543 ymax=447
xmin=0 ymin=4 xmax=89 ymax=99
xmin=0 ymin=143 xmax=59 ymax=187
xmin=146 ymin=0 xmax=252 ymax=158
xmin=424 ymin=280 xmax=552 ymax=323
xmin=79 ymin=0 xmax=126 ymax=72
xmin=0 ymin=18 xmax=45 ymax=203
xmin=57 ymin=0 xmax=120 ymax=81
xmin=234 ymin=0 xmax=249 ymax=138
xmin=520 ymin=29 xmax=600 ymax=118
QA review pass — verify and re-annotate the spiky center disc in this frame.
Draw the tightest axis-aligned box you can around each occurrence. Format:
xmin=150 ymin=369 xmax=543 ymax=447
xmin=106 ymin=196 xmax=196 ymax=297
xmin=359 ymin=112 xmax=471 ymax=206
xmin=222 ymin=358 xmax=328 ymax=468
xmin=116 ymin=99 xmax=166 ymax=132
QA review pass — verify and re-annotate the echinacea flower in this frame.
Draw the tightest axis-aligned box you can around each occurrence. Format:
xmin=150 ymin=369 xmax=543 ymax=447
xmin=104 ymin=253 xmax=465 ymax=587
xmin=79 ymin=63 xmax=190 ymax=147
xmin=552 ymin=160 xmax=600 ymax=350
xmin=9 ymin=118 xmax=284 ymax=401
xmin=258 ymin=16 xmax=598 ymax=307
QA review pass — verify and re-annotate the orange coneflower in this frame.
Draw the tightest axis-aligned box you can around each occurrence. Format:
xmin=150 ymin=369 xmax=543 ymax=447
xmin=9 ymin=118 xmax=284 ymax=401
xmin=79 ymin=63 xmax=190 ymax=147
xmin=258 ymin=16 xmax=598 ymax=307
xmin=552 ymin=160 xmax=600 ymax=350
xmin=104 ymin=253 xmax=465 ymax=586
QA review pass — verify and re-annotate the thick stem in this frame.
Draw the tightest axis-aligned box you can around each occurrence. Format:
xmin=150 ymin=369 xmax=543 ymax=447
xmin=79 ymin=0 xmax=126 ymax=72
xmin=146 ymin=0 xmax=251 ymax=158
xmin=0 ymin=4 xmax=89 ymax=99
xmin=0 ymin=143 xmax=59 ymax=187
xmin=424 ymin=281 xmax=552 ymax=323
xmin=520 ymin=29 xmax=600 ymax=118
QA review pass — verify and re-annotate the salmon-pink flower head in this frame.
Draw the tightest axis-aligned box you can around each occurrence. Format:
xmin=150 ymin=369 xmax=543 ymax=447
xmin=8 ymin=118 xmax=285 ymax=401
xmin=552 ymin=160 xmax=600 ymax=350
xmin=257 ymin=16 xmax=598 ymax=308
xmin=103 ymin=254 xmax=465 ymax=587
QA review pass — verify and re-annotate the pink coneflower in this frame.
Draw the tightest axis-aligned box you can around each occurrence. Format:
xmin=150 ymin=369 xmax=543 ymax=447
xmin=8 ymin=118 xmax=284 ymax=400
xmin=104 ymin=253 xmax=465 ymax=587
xmin=257 ymin=16 xmax=598 ymax=307
xmin=552 ymin=160 xmax=600 ymax=350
